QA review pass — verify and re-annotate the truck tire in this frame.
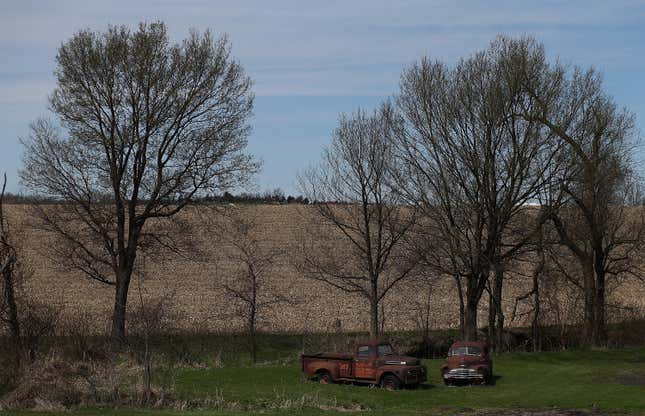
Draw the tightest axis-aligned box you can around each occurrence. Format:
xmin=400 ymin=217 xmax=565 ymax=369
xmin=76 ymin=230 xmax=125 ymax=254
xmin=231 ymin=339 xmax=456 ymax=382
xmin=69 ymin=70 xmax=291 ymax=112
xmin=316 ymin=370 xmax=332 ymax=385
xmin=380 ymin=374 xmax=401 ymax=391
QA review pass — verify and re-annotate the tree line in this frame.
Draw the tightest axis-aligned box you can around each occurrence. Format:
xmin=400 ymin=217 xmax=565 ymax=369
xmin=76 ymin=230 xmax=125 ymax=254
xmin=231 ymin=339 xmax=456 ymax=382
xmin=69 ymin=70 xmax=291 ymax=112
xmin=298 ymin=36 xmax=644 ymax=347
xmin=1 ymin=23 xmax=643 ymax=370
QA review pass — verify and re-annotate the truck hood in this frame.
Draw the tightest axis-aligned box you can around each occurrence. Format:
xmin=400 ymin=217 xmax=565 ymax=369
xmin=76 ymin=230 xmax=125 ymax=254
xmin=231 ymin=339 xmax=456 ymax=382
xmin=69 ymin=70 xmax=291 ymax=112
xmin=381 ymin=355 xmax=420 ymax=366
xmin=445 ymin=355 xmax=486 ymax=369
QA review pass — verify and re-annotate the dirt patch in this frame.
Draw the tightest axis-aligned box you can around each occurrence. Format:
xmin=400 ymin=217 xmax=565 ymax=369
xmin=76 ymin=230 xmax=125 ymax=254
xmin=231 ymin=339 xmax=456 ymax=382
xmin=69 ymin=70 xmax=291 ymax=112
xmin=318 ymin=404 xmax=368 ymax=412
xmin=617 ymin=371 xmax=645 ymax=385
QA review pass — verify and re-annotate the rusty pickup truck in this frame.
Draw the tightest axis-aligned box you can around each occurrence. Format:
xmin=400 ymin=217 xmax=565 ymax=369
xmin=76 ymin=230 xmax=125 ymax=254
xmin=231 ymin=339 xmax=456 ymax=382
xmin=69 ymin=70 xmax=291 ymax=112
xmin=302 ymin=339 xmax=427 ymax=390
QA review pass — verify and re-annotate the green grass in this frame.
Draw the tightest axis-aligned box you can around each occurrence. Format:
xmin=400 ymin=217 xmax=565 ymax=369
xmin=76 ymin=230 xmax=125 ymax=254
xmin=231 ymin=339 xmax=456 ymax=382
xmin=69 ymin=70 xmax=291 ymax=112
xmin=171 ymin=348 xmax=645 ymax=414
xmin=4 ymin=347 xmax=644 ymax=415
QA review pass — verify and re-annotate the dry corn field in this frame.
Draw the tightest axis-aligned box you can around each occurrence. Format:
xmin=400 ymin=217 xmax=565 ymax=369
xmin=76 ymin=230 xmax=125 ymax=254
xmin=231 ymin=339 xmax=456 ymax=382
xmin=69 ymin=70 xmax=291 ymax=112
xmin=4 ymin=204 xmax=645 ymax=335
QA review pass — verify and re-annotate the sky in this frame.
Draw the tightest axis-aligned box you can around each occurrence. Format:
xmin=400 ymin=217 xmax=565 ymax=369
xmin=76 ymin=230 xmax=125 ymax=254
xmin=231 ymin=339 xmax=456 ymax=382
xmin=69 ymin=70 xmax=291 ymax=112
xmin=1 ymin=0 xmax=644 ymax=195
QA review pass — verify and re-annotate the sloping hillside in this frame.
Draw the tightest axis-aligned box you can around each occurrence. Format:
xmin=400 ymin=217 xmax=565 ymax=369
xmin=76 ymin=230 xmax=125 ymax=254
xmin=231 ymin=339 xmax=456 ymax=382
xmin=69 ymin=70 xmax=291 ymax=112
xmin=5 ymin=204 xmax=645 ymax=334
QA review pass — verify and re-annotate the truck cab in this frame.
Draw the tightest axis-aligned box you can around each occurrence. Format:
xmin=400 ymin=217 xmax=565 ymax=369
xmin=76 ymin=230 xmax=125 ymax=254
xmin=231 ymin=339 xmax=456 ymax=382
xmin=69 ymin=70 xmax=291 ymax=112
xmin=302 ymin=339 xmax=427 ymax=390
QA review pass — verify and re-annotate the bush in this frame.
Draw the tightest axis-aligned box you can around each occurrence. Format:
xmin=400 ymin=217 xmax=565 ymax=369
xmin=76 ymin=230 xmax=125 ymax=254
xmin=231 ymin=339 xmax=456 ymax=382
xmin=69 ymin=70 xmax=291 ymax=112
xmin=20 ymin=300 xmax=62 ymax=361
xmin=59 ymin=311 xmax=108 ymax=361
xmin=0 ymin=353 xmax=176 ymax=410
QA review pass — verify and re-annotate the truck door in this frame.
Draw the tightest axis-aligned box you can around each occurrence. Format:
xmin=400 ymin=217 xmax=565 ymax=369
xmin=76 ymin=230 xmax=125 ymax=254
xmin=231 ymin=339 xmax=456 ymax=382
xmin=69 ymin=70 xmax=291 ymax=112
xmin=354 ymin=345 xmax=377 ymax=380
xmin=338 ymin=361 xmax=351 ymax=378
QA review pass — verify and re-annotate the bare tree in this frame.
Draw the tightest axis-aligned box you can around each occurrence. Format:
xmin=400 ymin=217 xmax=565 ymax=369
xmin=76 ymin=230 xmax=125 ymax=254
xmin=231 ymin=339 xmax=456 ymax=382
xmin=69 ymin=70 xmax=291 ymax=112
xmin=20 ymin=22 xmax=257 ymax=340
xmin=0 ymin=189 xmax=62 ymax=368
xmin=128 ymin=256 xmax=175 ymax=404
xmin=298 ymin=105 xmax=418 ymax=338
xmin=209 ymin=207 xmax=287 ymax=363
xmin=0 ymin=174 xmax=22 ymax=372
xmin=508 ymin=223 xmax=551 ymax=352
xmin=517 ymin=57 xmax=644 ymax=346
xmin=393 ymin=37 xmax=559 ymax=341
xmin=405 ymin=270 xmax=437 ymax=356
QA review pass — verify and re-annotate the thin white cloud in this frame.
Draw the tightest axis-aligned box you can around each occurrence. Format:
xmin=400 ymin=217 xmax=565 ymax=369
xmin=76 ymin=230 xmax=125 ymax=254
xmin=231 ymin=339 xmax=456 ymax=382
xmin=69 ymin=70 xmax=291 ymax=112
xmin=1 ymin=0 xmax=644 ymax=194
xmin=2 ymin=0 xmax=644 ymax=102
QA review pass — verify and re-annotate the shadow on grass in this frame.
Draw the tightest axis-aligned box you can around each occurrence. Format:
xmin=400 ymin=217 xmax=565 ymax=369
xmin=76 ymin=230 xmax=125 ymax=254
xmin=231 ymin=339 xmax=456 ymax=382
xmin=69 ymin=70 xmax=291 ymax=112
xmin=323 ymin=381 xmax=436 ymax=391
xmin=443 ymin=375 xmax=502 ymax=387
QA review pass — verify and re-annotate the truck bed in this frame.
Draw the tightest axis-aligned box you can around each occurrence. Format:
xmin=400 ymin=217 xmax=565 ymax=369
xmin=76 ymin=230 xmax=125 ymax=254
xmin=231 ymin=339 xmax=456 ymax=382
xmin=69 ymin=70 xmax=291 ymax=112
xmin=301 ymin=352 xmax=353 ymax=361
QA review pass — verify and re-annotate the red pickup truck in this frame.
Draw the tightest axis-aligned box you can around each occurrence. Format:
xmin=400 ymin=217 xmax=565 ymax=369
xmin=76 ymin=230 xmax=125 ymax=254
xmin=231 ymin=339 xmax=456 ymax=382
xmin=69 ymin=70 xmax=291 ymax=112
xmin=301 ymin=339 xmax=427 ymax=390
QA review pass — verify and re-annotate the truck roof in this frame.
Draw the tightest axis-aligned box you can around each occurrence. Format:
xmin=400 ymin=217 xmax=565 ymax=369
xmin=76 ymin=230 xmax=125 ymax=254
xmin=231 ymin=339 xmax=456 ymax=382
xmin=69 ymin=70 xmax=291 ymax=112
xmin=450 ymin=340 xmax=487 ymax=348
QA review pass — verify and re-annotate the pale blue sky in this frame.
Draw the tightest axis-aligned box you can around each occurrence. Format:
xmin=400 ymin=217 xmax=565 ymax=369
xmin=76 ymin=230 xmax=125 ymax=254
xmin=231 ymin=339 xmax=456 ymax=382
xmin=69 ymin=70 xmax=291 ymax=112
xmin=1 ymin=0 xmax=644 ymax=194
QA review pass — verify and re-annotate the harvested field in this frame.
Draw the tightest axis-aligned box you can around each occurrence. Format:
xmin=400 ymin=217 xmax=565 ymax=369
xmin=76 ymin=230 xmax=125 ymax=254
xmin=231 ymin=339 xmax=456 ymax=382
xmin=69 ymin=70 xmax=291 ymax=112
xmin=4 ymin=204 xmax=645 ymax=335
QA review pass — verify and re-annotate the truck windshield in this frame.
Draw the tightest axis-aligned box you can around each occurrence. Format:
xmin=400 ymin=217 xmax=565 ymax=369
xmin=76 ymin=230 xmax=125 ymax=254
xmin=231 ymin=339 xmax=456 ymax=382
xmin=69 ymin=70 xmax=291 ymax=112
xmin=448 ymin=346 xmax=482 ymax=356
xmin=377 ymin=344 xmax=395 ymax=356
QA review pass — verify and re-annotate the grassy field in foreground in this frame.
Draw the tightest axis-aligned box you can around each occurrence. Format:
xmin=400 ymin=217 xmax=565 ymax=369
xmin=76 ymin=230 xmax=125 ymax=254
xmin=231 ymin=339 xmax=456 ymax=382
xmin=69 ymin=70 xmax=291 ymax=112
xmin=3 ymin=348 xmax=645 ymax=415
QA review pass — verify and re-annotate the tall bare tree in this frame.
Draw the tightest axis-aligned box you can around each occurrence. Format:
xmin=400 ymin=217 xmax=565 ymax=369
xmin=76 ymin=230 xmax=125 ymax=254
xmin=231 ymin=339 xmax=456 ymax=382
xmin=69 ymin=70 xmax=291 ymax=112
xmin=20 ymin=22 xmax=257 ymax=340
xmin=519 ymin=62 xmax=644 ymax=345
xmin=298 ymin=105 xmax=418 ymax=338
xmin=393 ymin=37 xmax=559 ymax=341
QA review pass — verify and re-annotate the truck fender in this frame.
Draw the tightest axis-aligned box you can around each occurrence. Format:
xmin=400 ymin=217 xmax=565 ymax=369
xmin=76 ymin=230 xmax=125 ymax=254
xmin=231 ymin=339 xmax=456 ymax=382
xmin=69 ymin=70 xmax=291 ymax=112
xmin=378 ymin=371 xmax=399 ymax=384
xmin=314 ymin=366 xmax=335 ymax=379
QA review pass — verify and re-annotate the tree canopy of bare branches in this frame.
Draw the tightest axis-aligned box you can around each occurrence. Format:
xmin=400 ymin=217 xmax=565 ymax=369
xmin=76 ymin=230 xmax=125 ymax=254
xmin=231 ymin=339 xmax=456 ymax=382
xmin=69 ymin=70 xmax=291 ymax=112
xmin=20 ymin=22 xmax=257 ymax=340
xmin=298 ymin=105 xmax=418 ymax=338
xmin=517 ymin=48 xmax=644 ymax=346
xmin=209 ymin=207 xmax=287 ymax=363
xmin=393 ymin=37 xmax=564 ymax=341
xmin=392 ymin=35 xmax=643 ymax=345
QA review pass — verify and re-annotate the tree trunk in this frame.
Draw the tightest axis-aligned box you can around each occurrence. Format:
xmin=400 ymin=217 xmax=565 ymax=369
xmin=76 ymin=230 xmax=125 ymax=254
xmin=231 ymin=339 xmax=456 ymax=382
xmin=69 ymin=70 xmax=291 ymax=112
xmin=582 ymin=263 xmax=596 ymax=345
xmin=2 ymin=256 xmax=21 ymax=371
xmin=369 ymin=295 xmax=379 ymax=338
xmin=111 ymin=263 xmax=134 ymax=341
xmin=532 ymin=279 xmax=541 ymax=352
xmin=464 ymin=270 xmax=486 ymax=341
xmin=493 ymin=266 xmax=504 ymax=351
xmin=464 ymin=297 xmax=478 ymax=341
xmin=379 ymin=302 xmax=386 ymax=335
xmin=531 ymin=249 xmax=544 ymax=352
xmin=592 ymin=261 xmax=607 ymax=346
xmin=422 ymin=285 xmax=432 ymax=357
xmin=143 ymin=332 xmax=151 ymax=404
xmin=488 ymin=290 xmax=496 ymax=346
xmin=249 ymin=304 xmax=257 ymax=364
xmin=3 ymin=268 xmax=20 ymax=341
xmin=454 ymin=274 xmax=465 ymax=339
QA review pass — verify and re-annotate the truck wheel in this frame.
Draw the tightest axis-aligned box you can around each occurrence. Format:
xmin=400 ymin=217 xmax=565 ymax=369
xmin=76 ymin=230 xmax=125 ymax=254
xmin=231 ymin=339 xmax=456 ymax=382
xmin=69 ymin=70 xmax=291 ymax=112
xmin=317 ymin=371 xmax=332 ymax=385
xmin=380 ymin=374 xmax=401 ymax=391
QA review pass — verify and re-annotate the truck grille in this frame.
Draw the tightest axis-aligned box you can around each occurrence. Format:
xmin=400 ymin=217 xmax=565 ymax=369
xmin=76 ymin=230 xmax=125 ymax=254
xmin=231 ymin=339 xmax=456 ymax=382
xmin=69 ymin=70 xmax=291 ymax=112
xmin=446 ymin=368 xmax=482 ymax=379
